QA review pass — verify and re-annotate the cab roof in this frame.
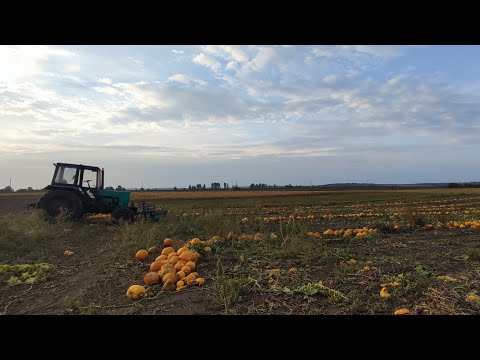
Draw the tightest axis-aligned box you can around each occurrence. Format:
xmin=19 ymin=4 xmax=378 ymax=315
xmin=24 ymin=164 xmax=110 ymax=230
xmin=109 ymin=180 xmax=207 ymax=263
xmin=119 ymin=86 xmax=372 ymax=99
xmin=55 ymin=163 xmax=102 ymax=172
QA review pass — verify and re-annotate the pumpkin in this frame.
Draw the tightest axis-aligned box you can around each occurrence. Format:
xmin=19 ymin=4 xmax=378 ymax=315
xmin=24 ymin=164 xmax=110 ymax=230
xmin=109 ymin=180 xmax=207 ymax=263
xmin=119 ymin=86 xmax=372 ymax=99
xmin=190 ymin=238 xmax=201 ymax=246
xmin=176 ymin=280 xmax=185 ymax=287
xmin=466 ymin=294 xmax=480 ymax=302
xmin=176 ymin=285 xmax=187 ymax=291
xmin=155 ymin=255 xmax=167 ymax=262
xmin=181 ymin=266 xmax=192 ymax=276
xmin=135 ymin=249 xmax=149 ymax=261
xmin=380 ymin=287 xmax=391 ymax=298
xmin=227 ymin=232 xmax=234 ymax=241
xmin=204 ymin=247 xmax=212 ymax=253
xmin=148 ymin=246 xmax=159 ymax=254
xmin=394 ymin=309 xmax=411 ymax=315
xmin=185 ymin=261 xmax=196 ymax=271
xmin=185 ymin=273 xmax=197 ymax=286
xmin=176 ymin=271 xmax=186 ymax=279
xmin=195 ymin=278 xmax=205 ymax=286
xmin=254 ymin=233 xmax=263 ymax=241
xmin=323 ymin=229 xmax=334 ymax=236
xmin=158 ymin=268 xmax=175 ymax=278
xmin=161 ymin=247 xmax=175 ymax=256
xmin=169 ymin=256 xmax=180 ymax=265
xmin=149 ymin=261 xmax=164 ymax=273
xmin=163 ymin=238 xmax=173 ymax=247
xmin=192 ymin=251 xmax=201 ymax=260
xmin=167 ymin=252 xmax=177 ymax=260
xmin=179 ymin=251 xmax=196 ymax=262
xmin=211 ymin=236 xmax=221 ymax=242
xmin=174 ymin=262 xmax=184 ymax=272
xmin=144 ymin=272 xmax=160 ymax=286
xmin=162 ymin=279 xmax=176 ymax=292
xmin=176 ymin=247 xmax=188 ymax=256
xmin=160 ymin=263 xmax=174 ymax=271
xmin=162 ymin=272 xmax=178 ymax=284
xmin=126 ymin=285 xmax=146 ymax=300
xmin=64 ymin=250 xmax=74 ymax=256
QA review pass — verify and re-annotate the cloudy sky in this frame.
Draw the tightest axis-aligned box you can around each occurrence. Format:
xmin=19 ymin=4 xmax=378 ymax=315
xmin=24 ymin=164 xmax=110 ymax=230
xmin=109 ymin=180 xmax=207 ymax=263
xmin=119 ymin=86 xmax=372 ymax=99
xmin=1 ymin=45 xmax=480 ymax=189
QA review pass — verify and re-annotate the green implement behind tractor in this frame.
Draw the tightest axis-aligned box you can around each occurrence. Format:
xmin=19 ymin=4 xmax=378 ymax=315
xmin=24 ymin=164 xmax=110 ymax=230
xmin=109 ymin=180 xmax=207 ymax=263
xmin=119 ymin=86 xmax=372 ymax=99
xmin=36 ymin=162 xmax=167 ymax=221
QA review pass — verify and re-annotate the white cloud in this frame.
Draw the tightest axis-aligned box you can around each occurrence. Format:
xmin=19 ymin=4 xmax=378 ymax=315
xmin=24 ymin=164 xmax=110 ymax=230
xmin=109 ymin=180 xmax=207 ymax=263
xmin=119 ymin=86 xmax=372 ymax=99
xmin=172 ymin=49 xmax=184 ymax=55
xmin=192 ymin=53 xmax=221 ymax=71
xmin=98 ymin=77 xmax=112 ymax=84
xmin=0 ymin=45 xmax=76 ymax=83
xmin=167 ymin=73 xmax=206 ymax=86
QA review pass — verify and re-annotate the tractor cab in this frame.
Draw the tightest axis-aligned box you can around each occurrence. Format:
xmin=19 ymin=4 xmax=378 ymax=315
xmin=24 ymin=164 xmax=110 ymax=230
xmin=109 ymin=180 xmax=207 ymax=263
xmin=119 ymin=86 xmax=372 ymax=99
xmin=51 ymin=163 xmax=104 ymax=191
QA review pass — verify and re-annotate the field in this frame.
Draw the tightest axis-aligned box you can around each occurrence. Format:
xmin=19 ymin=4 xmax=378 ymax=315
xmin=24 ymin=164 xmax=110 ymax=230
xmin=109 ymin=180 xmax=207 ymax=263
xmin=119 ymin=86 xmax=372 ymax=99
xmin=1 ymin=189 xmax=480 ymax=315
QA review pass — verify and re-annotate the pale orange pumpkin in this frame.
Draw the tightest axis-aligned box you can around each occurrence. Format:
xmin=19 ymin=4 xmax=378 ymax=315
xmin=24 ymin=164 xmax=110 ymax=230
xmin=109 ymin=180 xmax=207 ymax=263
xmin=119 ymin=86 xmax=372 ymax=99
xmin=204 ymin=246 xmax=212 ymax=253
xmin=195 ymin=278 xmax=205 ymax=286
xmin=126 ymin=285 xmax=146 ymax=300
xmin=163 ymin=238 xmax=173 ymax=247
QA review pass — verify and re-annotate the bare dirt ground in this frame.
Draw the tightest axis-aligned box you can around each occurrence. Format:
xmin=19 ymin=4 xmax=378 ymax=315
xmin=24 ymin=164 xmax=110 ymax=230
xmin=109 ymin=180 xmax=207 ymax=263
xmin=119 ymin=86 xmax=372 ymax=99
xmin=0 ymin=194 xmax=43 ymax=217
xmin=1 ymin=190 xmax=480 ymax=315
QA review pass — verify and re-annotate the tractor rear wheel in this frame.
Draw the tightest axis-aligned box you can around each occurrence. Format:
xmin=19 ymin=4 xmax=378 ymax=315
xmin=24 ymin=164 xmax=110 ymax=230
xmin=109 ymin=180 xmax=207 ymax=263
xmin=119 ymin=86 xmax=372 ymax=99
xmin=111 ymin=207 xmax=135 ymax=223
xmin=36 ymin=190 xmax=83 ymax=220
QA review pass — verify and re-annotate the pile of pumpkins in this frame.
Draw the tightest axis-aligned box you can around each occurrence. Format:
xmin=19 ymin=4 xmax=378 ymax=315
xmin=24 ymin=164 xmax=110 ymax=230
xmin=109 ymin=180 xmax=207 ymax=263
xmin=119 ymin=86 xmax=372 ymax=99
xmin=126 ymin=237 xmax=213 ymax=301
xmin=322 ymin=227 xmax=377 ymax=238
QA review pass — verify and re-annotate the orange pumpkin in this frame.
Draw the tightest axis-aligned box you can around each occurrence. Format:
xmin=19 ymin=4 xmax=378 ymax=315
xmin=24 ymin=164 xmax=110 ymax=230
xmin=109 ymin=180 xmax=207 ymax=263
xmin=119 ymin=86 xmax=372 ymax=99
xmin=167 ymin=252 xmax=177 ymax=260
xmin=135 ymin=249 xmax=149 ymax=261
xmin=227 ymin=232 xmax=234 ymax=241
xmin=176 ymin=280 xmax=185 ymax=287
xmin=204 ymin=247 xmax=212 ymax=253
xmin=176 ymin=247 xmax=188 ymax=256
xmin=179 ymin=251 xmax=196 ymax=262
xmin=176 ymin=271 xmax=186 ymax=279
xmin=144 ymin=272 xmax=160 ymax=286
xmin=162 ymin=272 xmax=178 ymax=284
xmin=158 ymin=268 xmax=175 ymax=278
xmin=394 ymin=309 xmax=411 ymax=315
xmin=161 ymin=247 xmax=175 ymax=256
xmin=174 ymin=262 xmax=184 ymax=272
xmin=195 ymin=278 xmax=205 ymax=286
xmin=169 ymin=256 xmax=180 ymax=265
xmin=149 ymin=261 xmax=164 ymax=273
xmin=163 ymin=238 xmax=173 ymax=247
xmin=160 ymin=263 xmax=174 ymax=271
xmin=185 ymin=261 xmax=196 ymax=271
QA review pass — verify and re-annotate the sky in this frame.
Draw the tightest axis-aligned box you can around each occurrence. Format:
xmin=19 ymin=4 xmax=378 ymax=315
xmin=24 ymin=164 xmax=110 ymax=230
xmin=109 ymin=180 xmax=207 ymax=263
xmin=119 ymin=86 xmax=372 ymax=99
xmin=1 ymin=45 xmax=480 ymax=189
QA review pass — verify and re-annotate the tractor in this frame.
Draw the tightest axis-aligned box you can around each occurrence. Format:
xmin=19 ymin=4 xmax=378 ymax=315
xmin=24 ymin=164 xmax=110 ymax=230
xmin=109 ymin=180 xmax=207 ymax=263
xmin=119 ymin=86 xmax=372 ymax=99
xmin=35 ymin=163 xmax=167 ymax=222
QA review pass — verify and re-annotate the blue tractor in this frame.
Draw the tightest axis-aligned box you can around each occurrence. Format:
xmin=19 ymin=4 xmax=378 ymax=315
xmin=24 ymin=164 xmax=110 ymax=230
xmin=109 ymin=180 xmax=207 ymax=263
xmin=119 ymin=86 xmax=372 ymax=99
xmin=36 ymin=162 xmax=167 ymax=221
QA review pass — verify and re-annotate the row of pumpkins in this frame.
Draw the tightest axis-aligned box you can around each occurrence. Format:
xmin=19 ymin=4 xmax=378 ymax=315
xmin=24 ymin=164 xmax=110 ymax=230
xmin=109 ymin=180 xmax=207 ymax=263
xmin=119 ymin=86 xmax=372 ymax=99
xmin=126 ymin=237 xmax=213 ymax=300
